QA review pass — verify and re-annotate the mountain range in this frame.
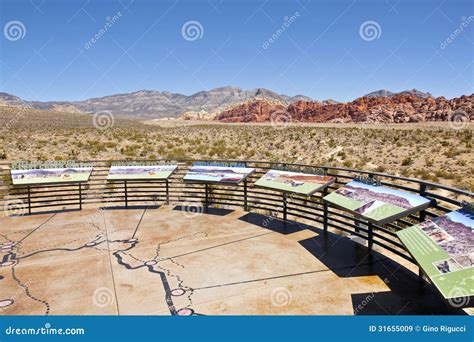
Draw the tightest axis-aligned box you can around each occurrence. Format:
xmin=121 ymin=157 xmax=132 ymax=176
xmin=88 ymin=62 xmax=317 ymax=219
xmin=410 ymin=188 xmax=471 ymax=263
xmin=0 ymin=87 xmax=312 ymax=119
xmin=364 ymin=89 xmax=432 ymax=99
xmin=0 ymin=87 xmax=471 ymax=124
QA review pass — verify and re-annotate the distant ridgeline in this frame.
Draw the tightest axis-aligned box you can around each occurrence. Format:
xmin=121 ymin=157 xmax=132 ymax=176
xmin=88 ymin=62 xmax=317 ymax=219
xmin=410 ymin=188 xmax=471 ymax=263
xmin=110 ymin=161 xmax=176 ymax=167
xmin=354 ymin=175 xmax=381 ymax=186
xmin=272 ymin=164 xmax=328 ymax=176
xmin=192 ymin=161 xmax=248 ymax=168
xmin=11 ymin=161 xmax=93 ymax=170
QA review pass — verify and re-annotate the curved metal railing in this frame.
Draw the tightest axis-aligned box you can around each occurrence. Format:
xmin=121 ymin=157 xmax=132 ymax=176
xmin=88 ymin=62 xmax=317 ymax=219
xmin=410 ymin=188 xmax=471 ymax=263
xmin=0 ymin=159 xmax=472 ymax=265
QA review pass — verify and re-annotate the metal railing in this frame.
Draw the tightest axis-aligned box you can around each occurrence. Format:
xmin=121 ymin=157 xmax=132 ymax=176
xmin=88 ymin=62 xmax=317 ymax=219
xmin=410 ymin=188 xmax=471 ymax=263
xmin=1 ymin=159 xmax=472 ymax=265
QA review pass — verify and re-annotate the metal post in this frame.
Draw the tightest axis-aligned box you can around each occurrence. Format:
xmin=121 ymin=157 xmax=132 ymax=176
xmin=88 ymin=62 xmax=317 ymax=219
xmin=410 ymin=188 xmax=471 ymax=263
xmin=124 ymin=180 xmax=128 ymax=208
xmin=27 ymin=185 xmax=31 ymax=215
xmin=418 ymin=268 xmax=426 ymax=293
xmin=323 ymin=188 xmax=328 ymax=232
xmin=283 ymin=192 xmax=288 ymax=221
xmin=419 ymin=183 xmax=427 ymax=222
xmin=368 ymin=222 xmax=374 ymax=251
xmin=165 ymin=180 xmax=169 ymax=205
xmin=78 ymin=183 xmax=82 ymax=210
xmin=244 ymin=180 xmax=248 ymax=211
xmin=204 ymin=183 xmax=209 ymax=213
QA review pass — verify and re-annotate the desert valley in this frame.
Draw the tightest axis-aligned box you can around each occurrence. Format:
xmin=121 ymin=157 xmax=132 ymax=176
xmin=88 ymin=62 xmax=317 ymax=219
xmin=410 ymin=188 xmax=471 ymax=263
xmin=0 ymin=87 xmax=472 ymax=193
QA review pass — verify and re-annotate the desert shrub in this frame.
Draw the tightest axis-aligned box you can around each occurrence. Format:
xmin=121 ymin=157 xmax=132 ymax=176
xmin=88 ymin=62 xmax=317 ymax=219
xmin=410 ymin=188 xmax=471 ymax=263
xmin=401 ymin=157 xmax=413 ymax=166
xmin=400 ymin=168 xmax=410 ymax=177
xmin=434 ymin=169 xmax=454 ymax=179
xmin=343 ymin=160 xmax=353 ymax=168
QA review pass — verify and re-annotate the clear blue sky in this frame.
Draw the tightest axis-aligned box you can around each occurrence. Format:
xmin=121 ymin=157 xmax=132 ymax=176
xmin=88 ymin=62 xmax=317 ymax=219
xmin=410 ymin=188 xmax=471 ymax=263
xmin=0 ymin=0 xmax=472 ymax=102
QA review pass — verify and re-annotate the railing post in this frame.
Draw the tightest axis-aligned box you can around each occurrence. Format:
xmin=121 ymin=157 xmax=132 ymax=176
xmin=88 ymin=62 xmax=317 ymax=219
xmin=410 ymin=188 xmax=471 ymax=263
xmin=419 ymin=183 xmax=427 ymax=222
xmin=323 ymin=188 xmax=328 ymax=232
xmin=165 ymin=180 xmax=169 ymax=205
xmin=418 ymin=268 xmax=426 ymax=293
xmin=124 ymin=180 xmax=128 ymax=209
xmin=368 ymin=222 xmax=374 ymax=251
xmin=27 ymin=185 xmax=31 ymax=215
xmin=205 ymin=183 xmax=209 ymax=213
xmin=244 ymin=179 xmax=248 ymax=212
xmin=283 ymin=192 xmax=288 ymax=221
xmin=78 ymin=183 xmax=82 ymax=210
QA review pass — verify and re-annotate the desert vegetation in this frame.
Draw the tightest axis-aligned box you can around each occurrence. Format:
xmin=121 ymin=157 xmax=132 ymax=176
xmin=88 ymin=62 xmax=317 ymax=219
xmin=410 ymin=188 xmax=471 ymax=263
xmin=0 ymin=106 xmax=472 ymax=192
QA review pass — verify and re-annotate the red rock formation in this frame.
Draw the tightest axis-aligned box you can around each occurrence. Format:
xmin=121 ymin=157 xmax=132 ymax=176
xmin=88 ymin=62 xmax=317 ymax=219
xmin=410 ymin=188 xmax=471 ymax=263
xmin=215 ymin=93 xmax=473 ymax=124
xmin=217 ymin=100 xmax=287 ymax=123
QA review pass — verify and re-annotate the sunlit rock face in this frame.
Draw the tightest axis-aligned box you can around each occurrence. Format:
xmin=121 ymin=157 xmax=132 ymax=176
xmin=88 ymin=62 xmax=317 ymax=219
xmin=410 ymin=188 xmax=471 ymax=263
xmin=215 ymin=93 xmax=473 ymax=124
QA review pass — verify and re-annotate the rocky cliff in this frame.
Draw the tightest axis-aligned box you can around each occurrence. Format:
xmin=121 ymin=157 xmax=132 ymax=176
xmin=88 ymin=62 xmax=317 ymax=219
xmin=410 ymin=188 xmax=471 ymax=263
xmin=216 ymin=93 xmax=473 ymax=124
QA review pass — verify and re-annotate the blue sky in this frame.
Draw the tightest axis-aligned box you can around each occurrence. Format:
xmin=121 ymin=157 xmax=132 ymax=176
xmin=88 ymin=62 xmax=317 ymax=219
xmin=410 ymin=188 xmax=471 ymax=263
xmin=0 ymin=0 xmax=472 ymax=102
xmin=447 ymin=210 xmax=473 ymax=227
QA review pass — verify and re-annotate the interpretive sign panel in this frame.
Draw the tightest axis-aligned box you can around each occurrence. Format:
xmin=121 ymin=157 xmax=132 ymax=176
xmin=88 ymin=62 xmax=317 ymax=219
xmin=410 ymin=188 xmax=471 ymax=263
xmin=11 ymin=161 xmax=93 ymax=185
xmin=183 ymin=162 xmax=255 ymax=184
xmin=107 ymin=164 xmax=177 ymax=181
xmin=323 ymin=180 xmax=431 ymax=225
xmin=397 ymin=208 xmax=474 ymax=300
xmin=255 ymin=169 xmax=335 ymax=196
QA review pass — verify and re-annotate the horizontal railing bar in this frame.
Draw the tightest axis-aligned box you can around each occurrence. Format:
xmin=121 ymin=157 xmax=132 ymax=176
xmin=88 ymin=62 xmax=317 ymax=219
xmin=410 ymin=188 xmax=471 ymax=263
xmin=28 ymin=202 xmax=81 ymax=210
xmin=424 ymin=192 xmax=464 ymax=207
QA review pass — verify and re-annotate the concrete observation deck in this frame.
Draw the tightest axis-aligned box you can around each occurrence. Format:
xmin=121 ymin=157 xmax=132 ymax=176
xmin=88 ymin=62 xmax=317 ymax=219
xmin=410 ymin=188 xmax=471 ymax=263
xmin=0 ymin=206 xmax=467 ymax=315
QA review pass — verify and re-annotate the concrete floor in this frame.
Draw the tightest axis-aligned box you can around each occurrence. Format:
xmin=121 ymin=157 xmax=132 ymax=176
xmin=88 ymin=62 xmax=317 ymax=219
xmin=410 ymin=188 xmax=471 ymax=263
xmin=0 ymin=206 xmax=467 ymax=315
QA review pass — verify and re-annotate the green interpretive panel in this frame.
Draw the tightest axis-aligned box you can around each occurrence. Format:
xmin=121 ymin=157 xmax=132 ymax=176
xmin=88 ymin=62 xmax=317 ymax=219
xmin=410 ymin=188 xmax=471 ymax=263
xmin=323 ymin=180 xmax=431 ymax=225
xmin=397 ymin=209 xmax=474 ymax=300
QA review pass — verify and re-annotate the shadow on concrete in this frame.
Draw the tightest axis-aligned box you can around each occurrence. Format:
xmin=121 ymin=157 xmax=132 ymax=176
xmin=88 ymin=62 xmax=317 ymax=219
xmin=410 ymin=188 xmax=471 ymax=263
xmin=298 ymin=229 xmax=467 ymax=315
xmin=18 ymin=208 xmax=81 ymax=216
xmin=173 ymin=206 xmax=234 ymax=216
xmin=238 ymin=212 xmax=308 ymax=235
xmin=101 ymin=205 xmax=160 ymax=210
